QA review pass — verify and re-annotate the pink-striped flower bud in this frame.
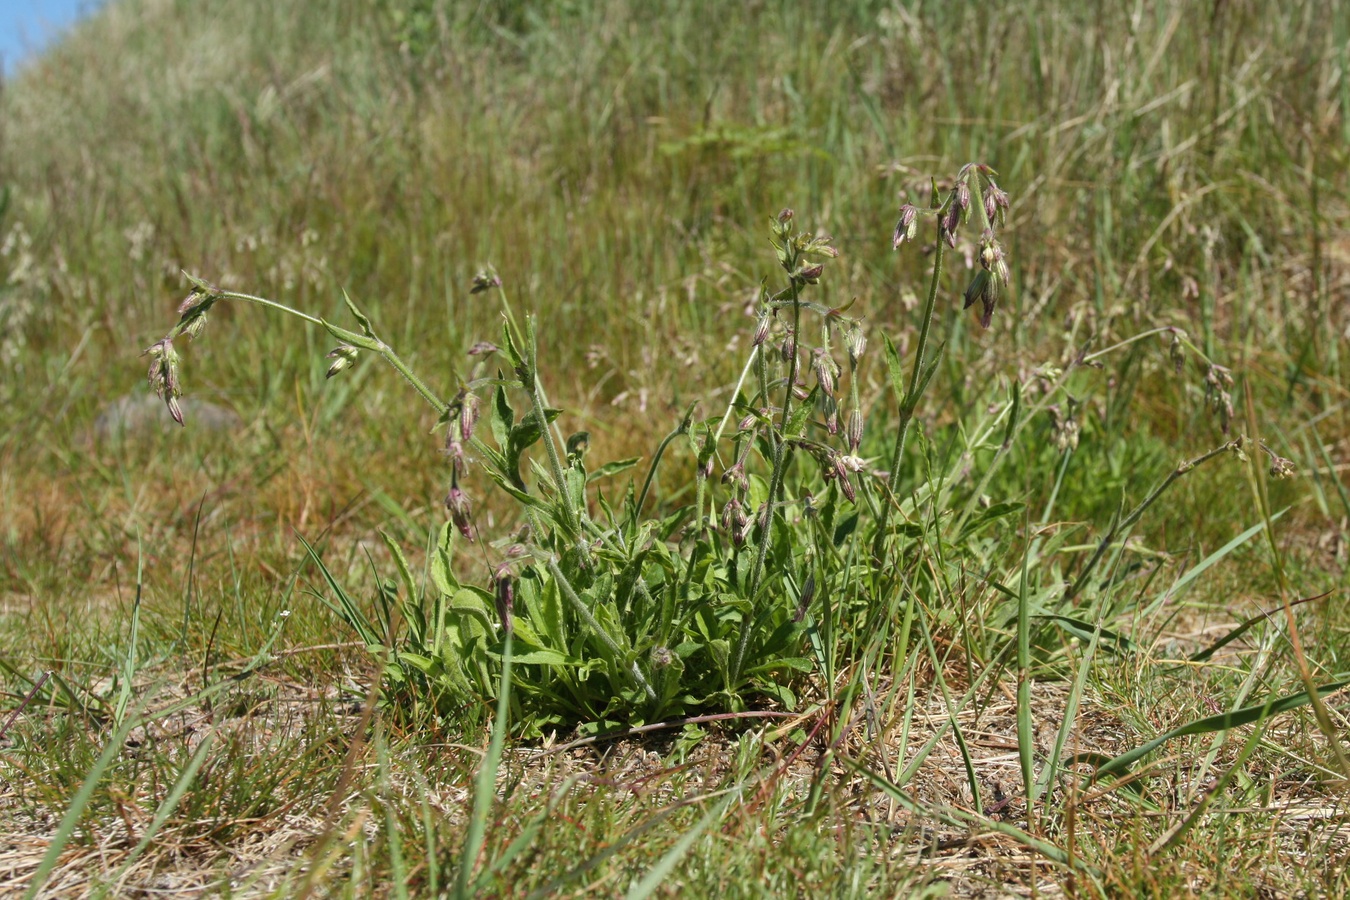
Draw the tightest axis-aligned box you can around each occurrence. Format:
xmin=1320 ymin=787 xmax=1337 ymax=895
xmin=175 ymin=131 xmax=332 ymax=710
xmin=494 ymin=575 xmax=514 ymax=633
xmin=847 ymin=408 xmax=864 ymax=453
xmin=460 ymin=392 xmax=481 ymax=443
xmin=144 ymin=339 xmax=185 ymax=426
xmin=445 ymin=484 xmax=474 ymax=540
xmin=892 ymin=204 xmax=918 ymax=249
xmin=845 ymin=324 xmax=866 ymax=367
xmin=752 ymin=313 xmax=771 ymax=347
xmin=830 ymin=453 xmax=857 ymax=503
xmin=812 ymin=348 xmax=837 ymax=396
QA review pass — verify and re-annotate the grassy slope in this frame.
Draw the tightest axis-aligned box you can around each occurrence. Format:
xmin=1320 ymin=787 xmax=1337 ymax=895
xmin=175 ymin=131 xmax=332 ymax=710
xmin=1 ymin=0 xmax=1348 ymax=895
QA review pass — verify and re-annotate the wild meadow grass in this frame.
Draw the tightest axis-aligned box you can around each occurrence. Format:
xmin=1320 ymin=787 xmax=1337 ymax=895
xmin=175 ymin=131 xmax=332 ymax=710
xmin=1 ymin=0 xmax=1349 ymax=896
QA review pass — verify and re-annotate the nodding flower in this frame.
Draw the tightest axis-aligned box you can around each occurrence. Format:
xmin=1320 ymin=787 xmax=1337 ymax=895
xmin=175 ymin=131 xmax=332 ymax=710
xmin=326 ymin=344 xmax=359 ymax=379
xmin=445 ymin=481 xmax=473 ymax=541
xmin=470 ymin=269 xmax=502 ymax=294
xmin=144 ymin=338 xmax=184 ymax=426
xmin=175 ymin=287 xmax=217 ymax=340
xmin=892 ymin=204 xmax=919 ymax=249
xmin=845 ymin=323 xmax=867 ymax=368
xmin=812 ymin=348 xmax=838 ymax=396
xmin=827 ymin=452 xmax=858 ymax=503
xmin=493 ymin=574 xmax=514 ymax=634
xmin=721 ymin=462 xmax=749 ymax=494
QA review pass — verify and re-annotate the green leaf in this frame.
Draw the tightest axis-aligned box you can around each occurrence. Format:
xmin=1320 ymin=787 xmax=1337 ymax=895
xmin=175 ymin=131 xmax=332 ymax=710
xmin=745 ymin=657 xmax=813 ymax=675
xmin=1003 ymin=380 xmax=1022 ymax=448
xmin=343 ymin=288 xmax=375 ymax=337
xmin=491 ymin=384 xmax=514 ymax=451
xmin=1188 ymin=592 xmax=1327 ymax=664
xmin=1033 ymin=615 xmax=1135 ymax=654
xmin=1086 ymin=674 xmax=1350 ymax=784
xmin=588 ymin=457 xmax=642 ymax=484
xmin=536 ymin=578 xmax=568 ymax=650
xmin=958 ymin=501 xmax=1024 ymax=541
xmin=298 ymin=533 xmax=382 ymax=647
xmin=907 ymin=340 xmax=945 ymax=409
xmin=429 ymin=522 xmax=459 ymax=597
xmin=484 ymin=469 xmax=548 ymax=509
xmin=501 ymin=648 xmax=576 ymax=667
xmin=832 ymin=511 xmax=859 ymax=547
xmin=882 ymin=334 xmax=906 ymax=405
xmin=502 ymin=321 xmax=526 ymax=376
xmin=378 ymin=529 xmax=418 ymax=612
xmin=785 ymin=388 xmax=816 ymax=437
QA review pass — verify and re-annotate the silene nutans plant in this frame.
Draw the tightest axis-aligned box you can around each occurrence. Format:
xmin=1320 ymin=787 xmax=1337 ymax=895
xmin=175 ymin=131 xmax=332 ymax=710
xmin=145 ymin=163 xmax=1259 ymax=739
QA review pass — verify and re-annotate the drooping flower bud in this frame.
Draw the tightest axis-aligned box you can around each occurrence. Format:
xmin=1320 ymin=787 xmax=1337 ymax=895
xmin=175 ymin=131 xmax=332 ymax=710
xmin=1047 ymin=405 xmax=1080 ymax=453
xmin=892 ymin=204 xmax=918 ymax=249
xmin=812 ymin=348 xmax=837 ymax=396
xmin=460 ymin=392 xmax=481 ymax=443
xmin=1204 ymin=365 xmax=1235 ymax=434
xmin=175 ymin=288 xmax=217 ymax=341
xmin=144 ymin=339 xmax=184 ymax=426
xmin=445 ymin=483 xmax=474 ymax=541
xmin=795 ymin=262 xmax=825 ymax=285
xmin=845 ymin=323 xmax=866 ymax=368
xmin=470 ymin=269 xmax=502 ymax=294
xmin=1269 ymin=454 xmax=1296 ymax=479
xmin=847 ymin=408 xmax=864 ymax=453
xmin=721 ymin=462 xmax=749 ymax=493
xmin=752 ymin=312 xmax=771 ymax=348
xmin=1168 ymin=329 xmax=1186 ymax=374
xmin=494 ymin=574 xmax=514 ymax=634
xmin=984 ymin=182 xmax=1010 ymax=225
xmin=326 ymin=345 xmax=359 ymax=379
xmin=962 ymin=269 xmax=998 ymax=328
xmin=830 ymin=452 xmax=857 ymax=503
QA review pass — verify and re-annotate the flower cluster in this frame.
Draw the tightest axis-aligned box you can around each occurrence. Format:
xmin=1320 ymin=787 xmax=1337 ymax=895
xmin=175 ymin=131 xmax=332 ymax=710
xmin=893 ymin=164 xmax=1012 ymax=328
xmin=715 ymin=210 xmax=867 ymax=547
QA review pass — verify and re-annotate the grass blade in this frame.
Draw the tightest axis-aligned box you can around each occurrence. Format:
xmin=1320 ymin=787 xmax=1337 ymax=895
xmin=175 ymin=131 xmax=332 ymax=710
xmin=25 ymin=707 xmax=142 ymax=899
xmin=93 ymin=731 xmax=216 ymax=899
xmin=456 ymin=629 xmax=514 ymax=898
xmin=624 ymin=793 xmax=735 ymax=900
xmin=1087 ymin=675 xmax=1350 ymax=784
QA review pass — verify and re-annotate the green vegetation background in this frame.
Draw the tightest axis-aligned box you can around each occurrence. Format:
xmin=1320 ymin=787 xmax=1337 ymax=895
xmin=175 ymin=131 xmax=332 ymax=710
xmin=0 ymin=0 xmax=1347 ymax=896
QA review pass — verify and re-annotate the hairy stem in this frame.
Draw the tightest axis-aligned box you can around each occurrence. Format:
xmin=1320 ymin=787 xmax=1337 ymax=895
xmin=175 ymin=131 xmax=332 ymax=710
xmin=731 ymin=285 xmax=804 ymax=686
xmin=872 ymin=221 xmax=947 ymax=563
xmin=1063 ymin=439 xmax=1237 ymax=604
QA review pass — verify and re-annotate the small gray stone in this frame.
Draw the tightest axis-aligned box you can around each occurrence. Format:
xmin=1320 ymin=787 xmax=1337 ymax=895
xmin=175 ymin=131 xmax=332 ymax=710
xmin=93 ymin=393 xmax=242 ymax=438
